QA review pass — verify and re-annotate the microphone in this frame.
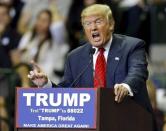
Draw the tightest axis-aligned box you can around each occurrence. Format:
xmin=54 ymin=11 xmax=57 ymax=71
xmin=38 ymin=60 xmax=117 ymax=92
xmin=70 ymin=48 xmax=96 ymax=87
xmin=89 ymin=48 xmax=96 ymax=55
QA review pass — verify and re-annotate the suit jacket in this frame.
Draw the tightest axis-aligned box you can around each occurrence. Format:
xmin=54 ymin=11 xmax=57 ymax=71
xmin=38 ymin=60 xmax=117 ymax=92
xmin=54 ymin=33 xmax=158 ymax=130
xmin=56 ymin=34 xmax=152 ymax=113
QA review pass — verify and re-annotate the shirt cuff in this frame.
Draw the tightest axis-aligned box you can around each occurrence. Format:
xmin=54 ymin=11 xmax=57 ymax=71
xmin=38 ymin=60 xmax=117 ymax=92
xmin=122 ymin=83 xmax=134 ymax=96
xmin=43 ymin=79 xmax=52 ymax=88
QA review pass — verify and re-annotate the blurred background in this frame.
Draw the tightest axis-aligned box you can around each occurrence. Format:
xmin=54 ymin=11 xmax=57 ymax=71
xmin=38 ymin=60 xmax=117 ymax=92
xmin=0 ymin=0 xmax=166 ymax=131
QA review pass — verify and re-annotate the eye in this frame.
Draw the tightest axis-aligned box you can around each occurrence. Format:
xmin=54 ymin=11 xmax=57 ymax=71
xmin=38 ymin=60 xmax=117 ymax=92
xmin=95 ymin=19 xmax=104 ymax=25
xmin=84 ymin=21 xmax=91 ymax=27
xmin=96 ymin=20 xmax=101 ymax=24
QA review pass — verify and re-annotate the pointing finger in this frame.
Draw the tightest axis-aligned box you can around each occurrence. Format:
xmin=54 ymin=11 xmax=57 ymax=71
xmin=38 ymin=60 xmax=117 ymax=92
xmin=29 ymin=71 xmax=34 ymax=75
xmin=30 ymin=60 xmax=41 ymax=72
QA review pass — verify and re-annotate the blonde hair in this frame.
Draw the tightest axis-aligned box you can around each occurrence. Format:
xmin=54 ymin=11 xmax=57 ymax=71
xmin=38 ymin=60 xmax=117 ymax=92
xmin=81 ymin=4 xmax=114 ymax=24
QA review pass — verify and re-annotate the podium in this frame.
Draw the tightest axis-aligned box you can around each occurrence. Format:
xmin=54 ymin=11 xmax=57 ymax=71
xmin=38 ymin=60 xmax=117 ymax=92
xmin=15 ymin=88 xmax=154 ymax=131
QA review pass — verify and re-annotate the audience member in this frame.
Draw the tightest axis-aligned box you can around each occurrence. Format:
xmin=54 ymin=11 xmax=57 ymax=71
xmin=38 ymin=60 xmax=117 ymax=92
xmin=0 ymin=3 xmax=21 ymax=68
xmin=12 ymin=9 xmax=68 ymax=87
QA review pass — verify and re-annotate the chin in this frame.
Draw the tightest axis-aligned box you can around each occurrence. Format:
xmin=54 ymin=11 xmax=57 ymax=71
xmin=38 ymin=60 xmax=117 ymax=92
xmin=92 ymin=42 xmax=103 ymax=47
xmin=89 ymin=40 xmax=102 ymax=47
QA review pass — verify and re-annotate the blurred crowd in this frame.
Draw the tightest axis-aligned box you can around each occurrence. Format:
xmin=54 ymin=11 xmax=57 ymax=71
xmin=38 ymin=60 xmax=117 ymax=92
xmin=0 ymin=0 xmax=166 ymax=131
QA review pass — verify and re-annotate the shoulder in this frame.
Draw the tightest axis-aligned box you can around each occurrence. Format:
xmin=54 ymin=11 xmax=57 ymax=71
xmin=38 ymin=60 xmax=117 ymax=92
xmin=18 ymin=32 xmax=32 ymax=49
xmin=20 ymin=32 xmax=32 ymax=42
xmin=113 ymin=34 xmax=146 ymax=50
xmin=67 ymin=43 xmax=91 ymax=59
xmin=113 ymin=34 xmax=144 ymax=43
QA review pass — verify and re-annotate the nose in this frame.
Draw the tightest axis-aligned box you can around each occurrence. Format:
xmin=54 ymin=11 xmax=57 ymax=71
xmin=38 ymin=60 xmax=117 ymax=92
xmin=91 ymin=22 xmax=97 ymax=30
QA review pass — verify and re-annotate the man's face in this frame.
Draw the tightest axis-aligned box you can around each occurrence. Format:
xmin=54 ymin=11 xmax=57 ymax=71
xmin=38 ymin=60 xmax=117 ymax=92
xmin=82 ymin=15 xmax=113 ymax=47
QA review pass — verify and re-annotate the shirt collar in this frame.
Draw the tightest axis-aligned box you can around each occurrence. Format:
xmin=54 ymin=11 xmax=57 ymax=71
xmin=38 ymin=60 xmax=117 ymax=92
xmin=93 ymin=36 xmax=113 ymax=55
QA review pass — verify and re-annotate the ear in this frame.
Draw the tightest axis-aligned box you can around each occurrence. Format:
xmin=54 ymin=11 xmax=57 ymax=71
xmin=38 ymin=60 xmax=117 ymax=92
xmin=109 ymin=20 xmax=115 ymax=32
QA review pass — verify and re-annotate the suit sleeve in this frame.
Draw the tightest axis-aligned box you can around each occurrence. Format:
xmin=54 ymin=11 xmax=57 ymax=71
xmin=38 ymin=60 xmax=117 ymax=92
xmin=123 ymin=40 xmax=148 ymax=94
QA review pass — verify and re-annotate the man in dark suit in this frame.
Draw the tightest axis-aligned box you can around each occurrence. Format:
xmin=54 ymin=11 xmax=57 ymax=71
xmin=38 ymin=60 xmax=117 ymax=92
xmin=28 ymin=4 xmax=152 ymax=115
xmin=28 ymin=4 xmax=158 ymax=130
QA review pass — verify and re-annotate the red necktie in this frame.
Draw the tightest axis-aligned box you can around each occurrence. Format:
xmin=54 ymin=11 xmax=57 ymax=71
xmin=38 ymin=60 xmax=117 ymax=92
xmin=94 ymin=48 xmax=106 ymax=88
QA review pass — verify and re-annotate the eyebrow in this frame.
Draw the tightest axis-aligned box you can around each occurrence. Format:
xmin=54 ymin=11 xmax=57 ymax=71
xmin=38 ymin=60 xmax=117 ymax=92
xmin=84 ymin=17 xmax=104 ymax=22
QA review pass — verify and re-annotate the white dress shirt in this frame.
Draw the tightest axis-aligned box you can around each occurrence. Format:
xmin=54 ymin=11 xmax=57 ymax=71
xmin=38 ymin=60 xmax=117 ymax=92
xmin=92 ymin=37 xmax=113 ymax=70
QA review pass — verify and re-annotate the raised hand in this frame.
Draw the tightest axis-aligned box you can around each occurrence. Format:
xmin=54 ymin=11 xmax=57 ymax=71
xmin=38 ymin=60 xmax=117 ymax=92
xmin=28 ymin=61 xmax=48 ymax=87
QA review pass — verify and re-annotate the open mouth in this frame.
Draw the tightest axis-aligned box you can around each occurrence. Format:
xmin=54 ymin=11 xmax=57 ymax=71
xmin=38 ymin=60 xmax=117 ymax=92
xmin=92 ymin=32 xmax=101 ymax=42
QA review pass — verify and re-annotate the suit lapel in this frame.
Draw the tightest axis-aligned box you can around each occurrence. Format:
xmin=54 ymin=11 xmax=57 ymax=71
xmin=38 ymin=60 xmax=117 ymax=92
xmin=106 ymin=34 xmax=124 ymax=88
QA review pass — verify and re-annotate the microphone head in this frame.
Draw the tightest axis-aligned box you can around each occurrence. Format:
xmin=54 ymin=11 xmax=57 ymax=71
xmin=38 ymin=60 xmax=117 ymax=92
xmin=90 ymin=48 xmax=96 ymax=55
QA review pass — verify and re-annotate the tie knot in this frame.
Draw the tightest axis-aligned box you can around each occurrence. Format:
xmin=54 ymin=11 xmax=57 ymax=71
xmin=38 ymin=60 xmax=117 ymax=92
xmin=98 ymin=48 xmax=105 ymax=54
